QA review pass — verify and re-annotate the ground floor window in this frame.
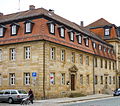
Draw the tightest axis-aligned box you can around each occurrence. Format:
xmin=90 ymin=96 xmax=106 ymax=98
xmin=24 ymin=73 xmax=30 ymax=85
xmin=61 ymin=73 xmax=65 ymax=85
xmin=9 ymin=73 xmax=15 ymax=85
xmin=50 ymin=73 xmax=55 ymax=85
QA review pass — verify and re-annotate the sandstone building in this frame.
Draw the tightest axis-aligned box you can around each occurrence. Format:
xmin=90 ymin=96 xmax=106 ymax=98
xmin=0 ymin=6 xmax=116 ymax=99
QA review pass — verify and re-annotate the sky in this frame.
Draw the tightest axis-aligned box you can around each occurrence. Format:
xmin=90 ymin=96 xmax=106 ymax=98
xmin=0 ymin=0 xmax=120 ymax=26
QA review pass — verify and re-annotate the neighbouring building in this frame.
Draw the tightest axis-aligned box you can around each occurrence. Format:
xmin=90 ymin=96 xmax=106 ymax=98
xmin=0 ymin=6 xmax=116 ymax=99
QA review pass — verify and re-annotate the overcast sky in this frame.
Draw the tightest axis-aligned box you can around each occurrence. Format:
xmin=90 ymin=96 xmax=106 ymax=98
xmin=0 ymin=0 xmax=120 ymax=26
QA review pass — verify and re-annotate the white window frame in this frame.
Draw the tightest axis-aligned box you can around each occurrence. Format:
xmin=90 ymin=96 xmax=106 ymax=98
xmin=61 ymin=73 xmax=65 ymax=85
xmin=70 ymin=32 xmax=74 ymax=41
xmin=0 ymin=49 xmax=2 ymax=61
xmin=0 ymin=28 xmax=3 ymax=37
xmin=93 ymin=42 xmax=96 ymax=48
xmin=50 ymin=23 xmax=55 ymax=34
xmin=25 ymin=47 xmax=30 ymax=59
xmin=10 ymin=48 xmax=16 ymax=61
xmin=85 ymin=38 xmax=89 ymax=46
xmin=0 ymin=74 xmax=2 ymax=86
xmin=99 ymin=45 xmax=102 ymax=50
xmin=11 ymin=25 xmax=17 ymax=35
xmin=9 ymin=73 xmax=15 ymax=85
xmin=71 ymin=52 xmax=75 ymax=63
xmin=78 ymin=35 xmax=82 ymax=44
xmin=105 ymin=28 xmax=110 ymax=36
xmin=50 ymin=47 xmax=55 ymax=60
xmin=86 ymin=56 xmax=89 ymax=65
xmin=61 ymin=50 xmax=65 ymax=61
xmin=25 ymin=22 xmax=31 ymax=33
xmin=80 ymin=54 xmax=83 ymax=64
xmin=60 ymin=28 xmax=65 ymax=37
xmin=24 ymin=73 xmax=30 ymax=85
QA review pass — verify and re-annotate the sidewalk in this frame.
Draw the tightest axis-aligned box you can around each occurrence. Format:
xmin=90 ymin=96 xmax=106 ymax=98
xmin=34 ymin=94 xmax=113 ymax=105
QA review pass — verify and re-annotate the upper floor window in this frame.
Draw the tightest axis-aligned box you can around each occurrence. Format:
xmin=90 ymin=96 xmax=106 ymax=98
xmin=105 ymin=60 xmax=107 ymax=69
xmin=94 ymin=57 xmax=97 ymax=67
xmin=61 ymin=50 xmax=65 ymax=61
xmin=86 ymin=56 xmax=89 ymax=65
xmin=0 ymin=25 xmax=6 ymax=37
xmin=105 ymin=28 xmax=110 ymax=36
xmin=80 ymin=54 xmax=83 ymax=64
xmin=0 ymin=49 xmax=2 ymax=61
xmin=76 ymin=34 xmax=82 ymax=44
xmin=68 ymin=30 xmax=74 ymax=41
xmin=10 ymin=48 xmax=16 ymax=61
xmin=24 ymin=20 xmax=34 ymax=34
xmin=59 ymin=27 xmax=65 ymax=38
xmin=71 ymin=52 xmax=75 ymax=63
xmin=100 ymin=59 xmax=103 ymax=68
xmin=24 ymin=47 xmax=30 ymax=59
xmin=50 ymin=47 xmax=55 ymax=60
xmin=84 ymin=38 xmax=89 ymax=46
xmin=10 ymin=23 xmax=19 ymax=36
xmin=95 ymin=75 xmax=98 ymax=84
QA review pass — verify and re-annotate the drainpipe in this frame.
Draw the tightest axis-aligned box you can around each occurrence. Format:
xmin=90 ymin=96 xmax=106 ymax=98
xmin=93 ymin=56 xmax=95 ymax=94
xmin=43 ymin=41 xmax=46 ymax=99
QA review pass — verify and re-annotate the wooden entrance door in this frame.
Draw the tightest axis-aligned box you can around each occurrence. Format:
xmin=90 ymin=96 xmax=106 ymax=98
xmin=71 ymin=74 xmax=75 ymax=90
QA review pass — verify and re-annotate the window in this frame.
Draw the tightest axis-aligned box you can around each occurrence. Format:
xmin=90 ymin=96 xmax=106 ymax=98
xmin=24 ymin=73 xmax=30 ymax=85
xmin=100 ymin=59 xmax=103 ymax=68
xmin=77 ymin=35 xmax=82 ymax=44
xmin=80 ymin=74 xmax=83 ymax=84
xmin=95 ymin=75 xmax=98 ymax=84
xmin=0 ymin=28 xmax=3 ymax=37
xmin=61 ymin=50 xmax=65 ymax=61
xmin=100 ymin=76 xmax=103 ymax=84
xmin=105 ymin=28 xmax=110 ymax=36
xmin=93 ymin=42 xmax=96 ymax=48
xmin=109 ymin=76 xmax=111 ymax=84
xmin=86 ymin=56 xmax=89 ymax=65
xmin=50 ymin=73 xmax=55 ymax=85
xmin=60 ymin=27 xmax=65 ymax=38
xmin=80 ymin=54 xmax=83 ymax=64
xmin=113 ymin=62 xmax=115 ymax=70
xmin=94 ymin=57 xmax=97 ymax=67
xmin=11 ymin=25 xmax=17 ymax=35
xmin=70 ymin=32 xmax=74 ymax=41
xmin=61 ymin=73 xmax=65 ymax=85
xmin=105 ymin=60 xmax=107 ymax=69
xmin=50 ymin=47 xmax=55 ymax=60
xmin=113 ymin=76 xmax=115 ymax=84
xmin=50 ymin=23 xmax=55 ymax=34
xmin=109 ymin=61 xmax=111 ymax=70
xmin=85 ymin=38 xmax=89 ymax=46
xmin=24 ymin=20 xmax=34 ymax=34
xmin=10 ymin=48 xmax=16 ymax=61
xmin=24 ymin=47 xmax=30 ymax=59
xmin=9 ymin=73 xmax=15 ymax=85
xmin=86 ymin=75 xmax=89 ymax=84
xmin=104 ymin=47 xmax=106 ymax=52
xmin=0 ymin=49 xmax=2 ymax=61
xmin=99 ymin=45 xmax=102 ymax=50
xmin=71 ymin=52 xmax=75 ymax=63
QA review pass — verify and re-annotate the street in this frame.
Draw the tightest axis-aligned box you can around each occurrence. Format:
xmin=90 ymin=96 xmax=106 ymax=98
xmin=63 ymin=96 xmax=120 ymax=106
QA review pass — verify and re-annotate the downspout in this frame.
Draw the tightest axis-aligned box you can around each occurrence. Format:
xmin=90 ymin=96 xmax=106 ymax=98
xmin=43 ymin=41 xmax=46 ymax=99
xmin=93 ymin=56 xmax=95 ymax=94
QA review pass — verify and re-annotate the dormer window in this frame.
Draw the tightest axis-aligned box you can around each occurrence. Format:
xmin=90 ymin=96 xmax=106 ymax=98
xmin=99 ymin=45 xmax=102 ymax=50
xmin=0 ymin=25 xmax=6 ymax=37
xmin=104 ymin=47 xmax=106 ymax=52
xmin=105 ymin=28 xmax=110 ymax=36
xmin=24 ymin=20 xmax=34 ymax=34
xmin=68 ymin=30 xmax=74 ymax=41
xmin=58 ymin=26 xmax=65 ymax=38
xmin=10 ymin=23 xmax=19 ymax=36
xmin=76 ymin=34 xmax=82 ymax=44
xmin=47 ymin=21 xmax=55 ymax=35
xmin=108 ymin=49 xmax=110 ymax=54
xmin=93 ymin=42 xmax=96 ymax=48
xmin=84 ymin=37 xmax=89 ymax=46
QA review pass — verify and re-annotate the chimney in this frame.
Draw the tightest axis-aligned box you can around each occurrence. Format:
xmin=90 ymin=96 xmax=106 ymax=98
xmin=80 ymin=21 xmax=84 ymax=27
xmin=29 ymin=5 xmax=35 ymax=10
xmin=49 ymin=9 xmax=54 ymax=13
xmin=0 ymin=12 xmax=3 ymax=16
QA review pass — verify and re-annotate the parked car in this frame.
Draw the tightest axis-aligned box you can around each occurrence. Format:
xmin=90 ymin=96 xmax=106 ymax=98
xmin=113 ymin=88 xmax=120 ymax=96
xmin=0 ymin=89 xmax=28 ymax=104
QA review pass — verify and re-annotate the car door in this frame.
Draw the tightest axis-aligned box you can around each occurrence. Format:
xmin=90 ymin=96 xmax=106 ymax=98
xmin=0 ymin=90 xmax=4 ymax=102
xmin=3 ymin=90 xmax=11 ymax=101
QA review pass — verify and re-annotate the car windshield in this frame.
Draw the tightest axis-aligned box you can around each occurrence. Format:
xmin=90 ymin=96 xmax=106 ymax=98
xmin=18 ymin=90 xmax=27 ymax=94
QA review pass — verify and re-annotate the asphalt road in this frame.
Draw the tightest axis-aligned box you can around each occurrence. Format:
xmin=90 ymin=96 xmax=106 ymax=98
xmin=63 ymin=96 xmax=120 ymax=106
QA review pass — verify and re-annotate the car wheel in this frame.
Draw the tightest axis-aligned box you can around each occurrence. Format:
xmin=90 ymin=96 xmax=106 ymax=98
xmin=8 ymin=98 xmax=13 ymax=104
